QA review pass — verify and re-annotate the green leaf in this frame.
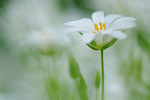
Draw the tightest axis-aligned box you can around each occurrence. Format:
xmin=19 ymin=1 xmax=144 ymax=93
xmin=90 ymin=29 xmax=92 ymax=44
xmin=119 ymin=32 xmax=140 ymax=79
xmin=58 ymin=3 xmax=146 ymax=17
xmin=95 ymin=70 xmax=100 ymax=89
xmin=69 ymin=54 xmax=80 ymax=79
xmin=45 ymin=78 xmax=60 ymax=100
xmin=79 ymin=92 xmax=88 ymax=100
xmin=49 ymin=78 xmax=60 ymax=92
xmin=78 ymin=74 xmax=87 ymax=92
xmin=77 ymin=74 xmax=88 ymax=100
xmin=101 ymin=38 xmax=117 ymax=50
xmin=137 ymin=32 xmax=150 ymax=53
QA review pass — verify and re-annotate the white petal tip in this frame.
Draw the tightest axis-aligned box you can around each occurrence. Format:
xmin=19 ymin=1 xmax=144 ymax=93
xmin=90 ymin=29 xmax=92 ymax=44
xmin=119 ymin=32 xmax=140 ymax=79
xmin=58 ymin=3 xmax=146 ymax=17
xmin=112 ymin=31 xmax=127 ymax=40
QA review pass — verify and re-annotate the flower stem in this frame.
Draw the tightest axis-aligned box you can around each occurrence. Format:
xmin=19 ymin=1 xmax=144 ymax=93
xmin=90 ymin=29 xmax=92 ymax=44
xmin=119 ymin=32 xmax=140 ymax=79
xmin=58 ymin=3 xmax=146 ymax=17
xmin=101 ymin=50 xmax=104 ymax=100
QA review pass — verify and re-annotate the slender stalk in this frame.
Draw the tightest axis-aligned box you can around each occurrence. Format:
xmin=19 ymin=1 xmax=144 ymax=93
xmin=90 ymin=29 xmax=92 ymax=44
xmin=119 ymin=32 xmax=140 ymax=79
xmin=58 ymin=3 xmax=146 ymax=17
xmin=101 ymin=50 xmax=104 ymax=100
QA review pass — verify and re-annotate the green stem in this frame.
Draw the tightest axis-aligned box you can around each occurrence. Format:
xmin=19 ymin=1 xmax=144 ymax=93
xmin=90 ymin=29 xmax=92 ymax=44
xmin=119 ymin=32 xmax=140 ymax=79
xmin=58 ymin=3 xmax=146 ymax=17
xmin=101 ymin=50 xmax=104 ymax=100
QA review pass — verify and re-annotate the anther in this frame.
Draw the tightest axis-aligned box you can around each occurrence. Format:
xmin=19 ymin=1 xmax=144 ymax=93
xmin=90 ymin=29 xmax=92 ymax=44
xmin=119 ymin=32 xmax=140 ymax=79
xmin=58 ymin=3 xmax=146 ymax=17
xmin=94 ymin=24 xmax=99 ymax=31
xmin=103 ymin=23 xmax=106 ymax=30
xmin=99 ymin=22 xmax=103 ymax=30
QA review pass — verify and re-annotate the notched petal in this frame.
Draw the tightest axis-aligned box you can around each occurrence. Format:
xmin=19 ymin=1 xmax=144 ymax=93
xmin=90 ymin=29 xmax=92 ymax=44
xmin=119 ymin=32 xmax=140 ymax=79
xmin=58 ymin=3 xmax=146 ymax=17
xmin=112 ymin=31 xmax=127 ymax=39
xmin=92 ymin=11 xmax=104 ymax=24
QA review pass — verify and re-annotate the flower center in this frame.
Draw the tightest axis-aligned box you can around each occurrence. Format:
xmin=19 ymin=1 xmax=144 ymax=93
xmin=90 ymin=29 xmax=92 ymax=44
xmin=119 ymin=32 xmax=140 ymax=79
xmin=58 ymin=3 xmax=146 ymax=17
xmin=93 ymin=22 xmax=106 ymax=33
xmin=42 ymin=32 xmax=50 ymax=41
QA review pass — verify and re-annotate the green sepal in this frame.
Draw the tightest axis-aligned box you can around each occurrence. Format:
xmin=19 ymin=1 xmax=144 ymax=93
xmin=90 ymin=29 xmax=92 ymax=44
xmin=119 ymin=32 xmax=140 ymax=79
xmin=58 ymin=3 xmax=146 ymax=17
xmin=79 ymin=32 xmax=117 ymax=50
xmin=101 ymin=38 xmax=117 ymax=50
xmin=86 ymin=40 xmax=99 ymax=50
xmin=79 ymin=32 xmax=83 ymax=35
xmin=95 ymin=70 xmax=100 ymax=89
xmin=69 ymin=54 xmax=80 ymax=79
xmin=79 ymin=32 xmax=99 ymax=51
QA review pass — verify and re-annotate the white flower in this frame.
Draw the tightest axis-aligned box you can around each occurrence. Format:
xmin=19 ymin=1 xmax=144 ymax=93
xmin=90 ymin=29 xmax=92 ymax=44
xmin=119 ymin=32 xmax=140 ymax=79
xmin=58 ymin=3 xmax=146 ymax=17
xmin=64 ymin=11 xmax=136 ymax=48
xmin=22 ymin=27 xmax=70 ymax=54
xmin=27 ymin=27 xmax=69 ymax=45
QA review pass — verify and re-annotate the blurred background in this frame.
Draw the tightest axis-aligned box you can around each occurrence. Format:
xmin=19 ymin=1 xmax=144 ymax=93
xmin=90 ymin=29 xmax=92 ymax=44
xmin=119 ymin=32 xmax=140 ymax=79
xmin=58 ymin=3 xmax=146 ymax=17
xmin=0 ymin=0 xmax=150 ymax=100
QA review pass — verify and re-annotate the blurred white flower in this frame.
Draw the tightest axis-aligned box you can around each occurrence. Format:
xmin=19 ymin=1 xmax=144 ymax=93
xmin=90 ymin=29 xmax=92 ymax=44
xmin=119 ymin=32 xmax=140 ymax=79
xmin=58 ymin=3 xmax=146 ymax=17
xmin=64 ymin=11 xmax=136 ymax=48
xmin=24 ymin=27 xmax=70 ymax=54
xmin=0 ymin=0 xmax=64 ymax=42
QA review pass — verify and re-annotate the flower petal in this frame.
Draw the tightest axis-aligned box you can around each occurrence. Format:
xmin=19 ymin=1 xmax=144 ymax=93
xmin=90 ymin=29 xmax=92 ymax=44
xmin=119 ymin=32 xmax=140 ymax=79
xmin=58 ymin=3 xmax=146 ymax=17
xmin=101 ymin=28 xmax=113 ymax=35
xmin=80 ymin=18 xmax=94 ymax=30
xmin=92 ymin=11 xmax=104 ymax=24
xmin=104 ymin=14 xmax=122 ymax=28
xmin=82 ymin=33 xmax=96 ymax=44
xmin=94 ymin=33 xmax=103 ymax=44
xmin=81 ymin=18 xmax=94 ymax=25
xmin=63 ymin=27 xmax=87 ymax=34
xmin=111 ymin=31 xmax=127 ymax=39
xmin=64 ymin=19 xmax=93 ymax=32
xmin=111 ymin=22 xmax=136 ymax=30
xmin=112 ymin=17 xmax=136 ymax=24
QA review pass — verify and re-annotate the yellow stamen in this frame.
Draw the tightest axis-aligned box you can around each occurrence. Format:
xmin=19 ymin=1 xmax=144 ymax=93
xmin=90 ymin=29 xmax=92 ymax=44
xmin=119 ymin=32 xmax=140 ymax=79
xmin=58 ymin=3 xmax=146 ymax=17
xmin=93 ymin=31 xmax=96 ymax=33
xmin=94 ymin=24 xmax=99 ymax=31
xmin=103 ymin=23 xmax=106 ymax=30
xmin=99 ymin=22 xmax=103 ymax=30
xmin=93 ymin=22 xmax=106 ymax=33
